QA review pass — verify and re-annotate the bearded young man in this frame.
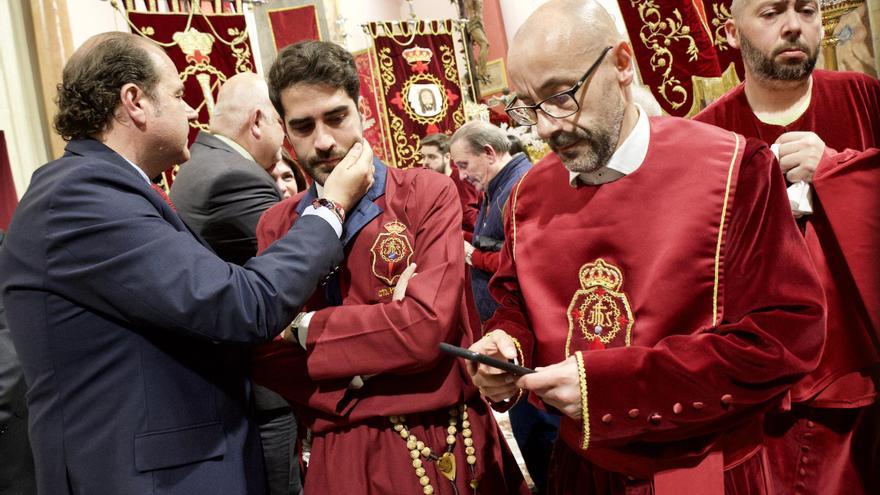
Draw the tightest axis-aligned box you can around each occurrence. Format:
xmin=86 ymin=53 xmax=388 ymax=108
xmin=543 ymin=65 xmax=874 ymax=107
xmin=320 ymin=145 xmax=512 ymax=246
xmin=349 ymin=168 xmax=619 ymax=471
xmin=695 ymin=1 xmax=880 ymax=493
xmin=465 ymin=1 xmax=827 ymax=494
xmin=250 ymin=40 xmax=527 ymax=495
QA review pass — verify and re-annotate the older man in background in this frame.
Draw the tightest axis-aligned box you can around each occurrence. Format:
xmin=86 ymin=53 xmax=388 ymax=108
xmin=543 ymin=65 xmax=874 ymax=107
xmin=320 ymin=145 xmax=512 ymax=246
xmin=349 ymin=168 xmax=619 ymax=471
xmin=171 ymin=72 xmax=286 ymax=266
xmin=420 ymin=132 xmax=480 ymax=235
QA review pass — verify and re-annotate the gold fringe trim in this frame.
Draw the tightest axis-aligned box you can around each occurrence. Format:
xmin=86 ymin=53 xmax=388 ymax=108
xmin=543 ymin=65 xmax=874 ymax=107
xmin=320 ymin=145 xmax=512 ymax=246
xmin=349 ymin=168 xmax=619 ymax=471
xmin=575 ymin=351 xmax=590 ymax=450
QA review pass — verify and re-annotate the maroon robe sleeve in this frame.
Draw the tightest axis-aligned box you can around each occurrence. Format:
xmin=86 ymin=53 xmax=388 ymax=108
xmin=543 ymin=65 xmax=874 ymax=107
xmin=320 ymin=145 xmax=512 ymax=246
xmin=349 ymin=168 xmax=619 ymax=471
xmin=471 ymin=248 xmax=500 ymax=273
xmin=578 ymin=140 xmax=825 ymax=447
xmin=812 ymin=147 xmax=880 ymax=343
xmin=301 ymin=174 xmax=468 ymax=381
xmin=485 ymin=182 xmax=537 ymax=368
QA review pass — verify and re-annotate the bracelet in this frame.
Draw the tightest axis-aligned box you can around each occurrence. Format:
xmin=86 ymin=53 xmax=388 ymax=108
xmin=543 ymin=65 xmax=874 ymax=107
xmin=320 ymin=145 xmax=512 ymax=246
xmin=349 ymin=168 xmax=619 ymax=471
xmin=312 ymin=198 xmax=345 ymax=224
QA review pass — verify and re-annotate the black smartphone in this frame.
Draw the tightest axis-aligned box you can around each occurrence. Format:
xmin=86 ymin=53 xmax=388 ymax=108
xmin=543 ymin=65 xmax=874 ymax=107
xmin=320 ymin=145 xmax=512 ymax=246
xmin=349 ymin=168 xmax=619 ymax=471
xmin=439 ymin=342 xmax=535 ymax=376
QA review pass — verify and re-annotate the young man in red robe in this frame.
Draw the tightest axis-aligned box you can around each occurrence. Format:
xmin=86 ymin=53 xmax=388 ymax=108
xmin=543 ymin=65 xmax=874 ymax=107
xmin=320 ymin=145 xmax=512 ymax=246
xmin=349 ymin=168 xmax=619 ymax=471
xmin=251 ymin=40 xmax=527 ymax=495
xmin=466 ymin=1 xmax=826 ymax=494
xmin=695 ymin=1 xmax=880 ymax=493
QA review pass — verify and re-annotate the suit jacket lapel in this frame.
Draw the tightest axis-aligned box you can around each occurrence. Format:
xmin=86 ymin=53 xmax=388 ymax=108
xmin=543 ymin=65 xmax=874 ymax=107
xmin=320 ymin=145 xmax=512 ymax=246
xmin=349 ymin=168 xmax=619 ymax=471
xmin=341 ymin=159 xmax=386 ymax=246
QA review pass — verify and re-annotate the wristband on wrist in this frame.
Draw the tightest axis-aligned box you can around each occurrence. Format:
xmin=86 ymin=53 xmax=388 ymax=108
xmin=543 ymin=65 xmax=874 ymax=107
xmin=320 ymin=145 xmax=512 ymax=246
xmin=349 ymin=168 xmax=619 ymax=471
xmin=312 ymin=198 xmax=345 ymax=224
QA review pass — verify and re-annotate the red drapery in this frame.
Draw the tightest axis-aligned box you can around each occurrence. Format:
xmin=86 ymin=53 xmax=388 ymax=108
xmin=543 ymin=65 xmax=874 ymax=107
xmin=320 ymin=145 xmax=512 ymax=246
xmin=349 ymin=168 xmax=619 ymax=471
xmin=354 ymin=50 xmax=391 ymax=163
xmin=366 ymin=20 xmax=467 ymax=168
xmin=267 ymin=5 xmax=320 ymax=48
xmin=127 ymin=8 xmax=255 ymax=187
xmin=0 ymin=131 xmax=17 ymax=230
xmin=617 ymin=0 xmax=743 ymax=117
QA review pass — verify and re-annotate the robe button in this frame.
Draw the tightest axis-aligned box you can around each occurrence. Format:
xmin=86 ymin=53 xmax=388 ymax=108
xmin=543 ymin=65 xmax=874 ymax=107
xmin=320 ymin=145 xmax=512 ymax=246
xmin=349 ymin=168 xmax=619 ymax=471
xmin=803 ymin=432 xmax=813 ymax=439
xmin=801 ymin=456 xmax=809 ymax=464
xmin=672 ymin=403 xmax=683 ymax=414
xmin=648 ymin=413 xmax=662 ymax=425
xmin=601 ymin=414 xmax=613 ymax=424
xmin=627 ymin=408 xmax=640 ymax=419
xmin=720 ymin=394 xmax=733 ymax=407
xmin=806 ymin=420 xmax=815 ymax=428
xmin=692 ymin=401 xmax=704 ymax=410
xmin=799 ymin=468 xmax=807 ymax=476
xmin=801 ymin=445 xmax=810 ymax=453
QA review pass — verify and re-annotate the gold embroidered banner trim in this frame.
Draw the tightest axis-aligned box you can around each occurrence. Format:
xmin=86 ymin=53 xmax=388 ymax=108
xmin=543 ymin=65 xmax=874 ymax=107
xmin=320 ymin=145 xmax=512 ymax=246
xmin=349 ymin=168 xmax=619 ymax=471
xmin=708 ymin=1 xmax=734 ymax=51
xmin=629 ymin=0 xmax=699 ymax=110
xmin=363 ymin=19 xmax=459 ymax=42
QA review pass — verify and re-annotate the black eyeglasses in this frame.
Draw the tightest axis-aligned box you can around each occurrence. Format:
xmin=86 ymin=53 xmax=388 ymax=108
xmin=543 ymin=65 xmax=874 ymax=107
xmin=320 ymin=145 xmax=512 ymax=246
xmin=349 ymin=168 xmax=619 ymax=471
xmin=505 ymin=46 xmax=612 ymax=126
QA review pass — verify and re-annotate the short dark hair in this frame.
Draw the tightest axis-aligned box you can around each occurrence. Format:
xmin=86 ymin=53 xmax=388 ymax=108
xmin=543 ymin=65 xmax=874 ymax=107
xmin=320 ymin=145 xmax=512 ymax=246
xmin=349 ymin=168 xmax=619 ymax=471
xmin=54 ymin=32 xmax=160 ymax=142
xmin=420 ymin=133 xmax=450 ymax=154
xmin=268 ymin=40 xmax=360 ymax=120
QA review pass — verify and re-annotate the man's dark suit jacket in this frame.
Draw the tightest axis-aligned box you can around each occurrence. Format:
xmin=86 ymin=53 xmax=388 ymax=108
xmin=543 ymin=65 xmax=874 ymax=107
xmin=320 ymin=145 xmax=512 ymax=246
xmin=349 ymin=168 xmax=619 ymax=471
xmin=171 ymin=131 xmax=283 ymax=265
xmin=0 ymin=229 xmax=37 ymax=495
xmin=0 ymin=139 xmax=341 ymax=495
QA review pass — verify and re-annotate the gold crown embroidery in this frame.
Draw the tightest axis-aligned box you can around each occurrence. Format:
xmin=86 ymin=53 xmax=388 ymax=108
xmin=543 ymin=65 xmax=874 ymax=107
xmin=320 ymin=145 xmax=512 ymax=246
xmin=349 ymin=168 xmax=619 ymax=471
xmin=566 ymin=259 xmax=634 ymax=356
xmin=370 ymin=220 xmax=414 ymax=286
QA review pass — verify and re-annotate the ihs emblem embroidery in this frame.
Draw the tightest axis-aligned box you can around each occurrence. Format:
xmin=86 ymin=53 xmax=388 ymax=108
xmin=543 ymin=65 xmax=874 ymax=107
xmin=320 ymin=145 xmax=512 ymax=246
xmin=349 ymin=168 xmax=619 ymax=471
xmin=566 ymin=259 xmax=634 ymax=356
xmin=370 ymin=220 xmax=414 ymax=286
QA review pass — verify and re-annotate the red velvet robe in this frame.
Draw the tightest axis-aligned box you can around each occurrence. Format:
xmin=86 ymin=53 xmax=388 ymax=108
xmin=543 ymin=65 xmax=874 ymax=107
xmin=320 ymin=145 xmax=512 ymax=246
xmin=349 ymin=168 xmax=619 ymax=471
xmin=695 ymin=70 xmax=880 ymax=495
xmin=485 ymin=118 xmax=825 ymax=494
xmin=252 ymin=164 xmax=527 ymax=494
xmin=695 ymin=70 xmax=880 ymax=406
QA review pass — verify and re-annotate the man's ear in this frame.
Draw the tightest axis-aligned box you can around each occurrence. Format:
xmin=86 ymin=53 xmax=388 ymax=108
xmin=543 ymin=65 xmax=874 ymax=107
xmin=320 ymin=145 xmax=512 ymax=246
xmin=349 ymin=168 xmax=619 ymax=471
xmin=725 ymin=19 xmax=741 ymax=49
xmin=251 ymin=108 xmax=263 ymax=139
xmin=120 ymin=83 xmax=147 ymax=126
xmin=613 ymin=41 xmax=635 ymax=86
xmin=483 ymin=144 xmax=498 ymax=162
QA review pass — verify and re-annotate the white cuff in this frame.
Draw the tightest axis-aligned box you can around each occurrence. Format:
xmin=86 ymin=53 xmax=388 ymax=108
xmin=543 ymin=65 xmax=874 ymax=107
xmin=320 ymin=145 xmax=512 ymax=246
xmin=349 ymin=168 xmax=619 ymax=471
xmin=301 ymin=205 xmax=343 ymax=238
xmin=296 ymin=311 xmax=314 ymax=350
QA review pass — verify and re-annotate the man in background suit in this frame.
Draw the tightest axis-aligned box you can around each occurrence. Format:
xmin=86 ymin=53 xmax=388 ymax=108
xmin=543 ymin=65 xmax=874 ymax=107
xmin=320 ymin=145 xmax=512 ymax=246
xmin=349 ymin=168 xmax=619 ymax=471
xmin=171 ymin=72 xmax=302 ymax=495
xmin=0 ymin=32 xmax=372 ymax=495
xmin=0 ymin=229 xmax=36 ymax=495
xmin=171 ymin=72 xmax=285 ymax=266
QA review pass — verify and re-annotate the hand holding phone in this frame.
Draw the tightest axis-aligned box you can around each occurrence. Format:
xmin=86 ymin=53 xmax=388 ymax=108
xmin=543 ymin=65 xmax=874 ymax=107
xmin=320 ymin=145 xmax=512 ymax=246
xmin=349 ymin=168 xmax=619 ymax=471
xmin=439 ymin=342 xmax=534 ymax=376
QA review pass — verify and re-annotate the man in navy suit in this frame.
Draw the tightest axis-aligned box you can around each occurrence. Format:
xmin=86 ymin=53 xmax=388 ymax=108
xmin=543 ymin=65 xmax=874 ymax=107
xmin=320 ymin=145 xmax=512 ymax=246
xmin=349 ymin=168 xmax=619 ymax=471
xmin=0 ymin=32 xmax=372 ymax=495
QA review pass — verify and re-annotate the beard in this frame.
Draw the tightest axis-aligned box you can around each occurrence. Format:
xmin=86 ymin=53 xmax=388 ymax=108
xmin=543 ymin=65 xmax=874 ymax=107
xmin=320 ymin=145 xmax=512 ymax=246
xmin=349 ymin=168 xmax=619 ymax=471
xmin=740 ymin=34 xmax=818 ymax=82
xmin=549 ymin=96 xmax=625 ymax=174
xmin=301 ymin=149 xmax=347 ymax=186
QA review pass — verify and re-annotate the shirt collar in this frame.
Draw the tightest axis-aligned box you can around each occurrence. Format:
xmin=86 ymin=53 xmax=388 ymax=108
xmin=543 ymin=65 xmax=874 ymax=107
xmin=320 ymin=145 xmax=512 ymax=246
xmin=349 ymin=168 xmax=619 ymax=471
xmin=122 ymin=156 xmax=152 ymax=185
xmin=212 ymin=132 xmax=255 ymax=162
xmin=569 ymin=104 xmax=649 ymax=187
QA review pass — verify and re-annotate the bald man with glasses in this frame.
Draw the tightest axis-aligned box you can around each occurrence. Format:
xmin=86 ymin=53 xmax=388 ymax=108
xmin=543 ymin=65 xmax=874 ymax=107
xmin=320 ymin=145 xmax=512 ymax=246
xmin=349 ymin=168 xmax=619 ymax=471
xmin=465 ymin=1 xmax=826 ymax=493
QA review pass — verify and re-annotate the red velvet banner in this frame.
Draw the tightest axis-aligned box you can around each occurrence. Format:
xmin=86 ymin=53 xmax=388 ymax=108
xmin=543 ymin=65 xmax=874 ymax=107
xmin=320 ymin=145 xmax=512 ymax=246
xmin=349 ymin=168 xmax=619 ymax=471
xmin=267 ymin=5 xmax=320 ymax=49
xmin=354 ymin=50 xmax=391 ymax=163
xmin=366 ymin=20 xmax=467 ymax=169
xmin=127 ymin=9 xmax=255 ymax=187
xmin=700 ymin=0 xmax=746 ymax=81
xmin=618 ymin=0 xmax=742 ymax=117
xmin=0 ymin=131 xmax=17 ymax=230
